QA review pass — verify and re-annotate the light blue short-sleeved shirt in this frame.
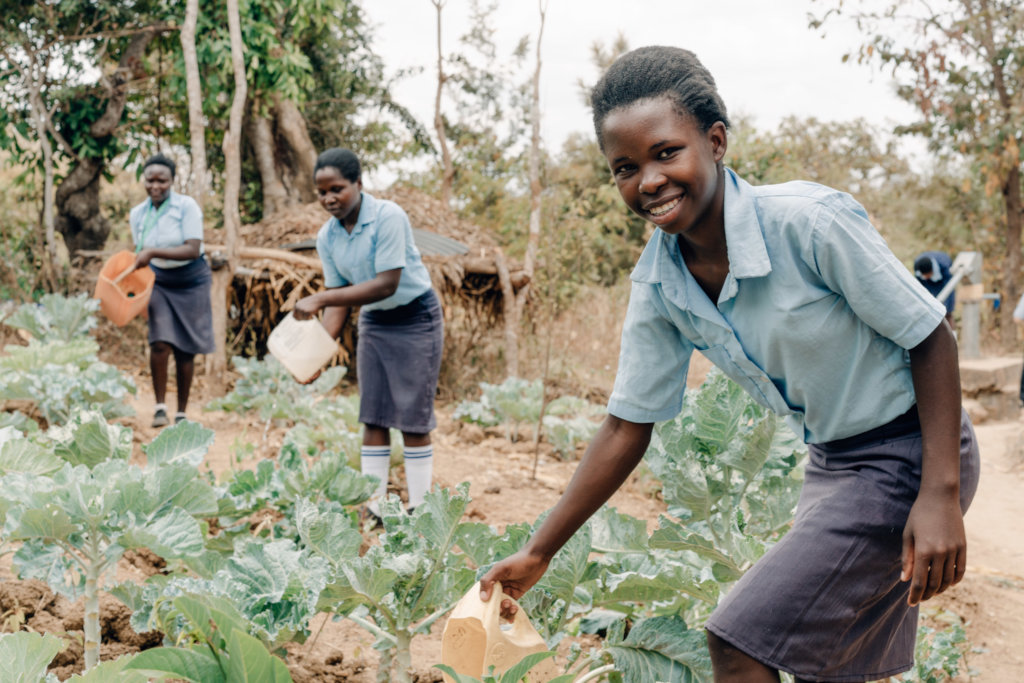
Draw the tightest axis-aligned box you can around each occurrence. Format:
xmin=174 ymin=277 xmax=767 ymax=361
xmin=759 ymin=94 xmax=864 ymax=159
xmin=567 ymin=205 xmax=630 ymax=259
xmin=608 ymin=168 xmax=945 ymax=444
xmin=129 ymin=191 xmax=204 ymax=269
xmin=315 ymin=191 xmax=433 ymax=311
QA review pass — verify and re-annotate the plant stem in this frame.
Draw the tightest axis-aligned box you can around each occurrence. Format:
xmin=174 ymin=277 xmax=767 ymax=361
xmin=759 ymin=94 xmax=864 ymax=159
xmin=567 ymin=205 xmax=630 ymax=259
xmin=394 ymin=630 xmax=413 ymax=683
xmin=347 ymin=613 xmax=397 ymax=645
xmin=575 ymin=664 xmax=615 ymax=682
xmin=83 ymin=537 xmax=101 ymax=670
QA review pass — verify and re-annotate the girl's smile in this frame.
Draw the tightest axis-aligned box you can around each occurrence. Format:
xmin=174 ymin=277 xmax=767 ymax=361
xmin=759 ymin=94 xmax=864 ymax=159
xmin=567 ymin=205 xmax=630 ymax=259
xmin=143 ymin=165 xmax=173 ymax=207
xmin=601 ymin=97 xmax=727 ymax=241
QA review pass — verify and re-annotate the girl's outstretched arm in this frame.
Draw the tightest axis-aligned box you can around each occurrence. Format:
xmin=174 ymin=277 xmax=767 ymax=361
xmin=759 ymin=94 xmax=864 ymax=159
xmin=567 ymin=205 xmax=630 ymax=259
xmin=479 ymin=416 xmax=653 ymax=613
xmin=905 ymin=319 xmax=965 ymax=606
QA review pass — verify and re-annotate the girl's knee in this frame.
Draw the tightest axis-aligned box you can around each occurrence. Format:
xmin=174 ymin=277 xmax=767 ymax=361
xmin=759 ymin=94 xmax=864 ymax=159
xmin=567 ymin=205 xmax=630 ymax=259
xmin=706 ymin=630 xmax=778 ymax=682
xmin=402 ymin=431 xmax=431 ymax=448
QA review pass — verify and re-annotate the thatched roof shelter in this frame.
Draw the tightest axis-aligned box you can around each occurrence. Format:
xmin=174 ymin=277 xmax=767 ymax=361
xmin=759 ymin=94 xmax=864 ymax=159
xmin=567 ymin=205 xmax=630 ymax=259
xmin=209 ymin=186 xmax=526 ymax=392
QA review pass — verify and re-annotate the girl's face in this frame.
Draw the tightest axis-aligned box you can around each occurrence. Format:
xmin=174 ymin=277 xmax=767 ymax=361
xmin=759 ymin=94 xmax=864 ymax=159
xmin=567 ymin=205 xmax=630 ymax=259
xmin=143 ymin=164 xmax=173 ymax=205
xmin=315 ymin=166 xmax=362 ymax=226
xmin=601 ymin=97 xmax=727 ymax=239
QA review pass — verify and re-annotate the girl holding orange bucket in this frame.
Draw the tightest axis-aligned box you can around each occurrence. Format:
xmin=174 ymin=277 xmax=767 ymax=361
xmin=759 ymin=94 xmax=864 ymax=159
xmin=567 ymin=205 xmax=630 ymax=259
xmin=129 ymin=153 xmax=214 ymax=427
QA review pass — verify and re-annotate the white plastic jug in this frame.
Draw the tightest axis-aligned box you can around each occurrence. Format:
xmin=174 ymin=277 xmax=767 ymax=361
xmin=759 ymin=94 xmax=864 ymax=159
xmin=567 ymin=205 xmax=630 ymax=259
xmin=266 ymin=313 xmax=338 ymax=383
xmin=441 ymin=581 xmax=560 ymax=683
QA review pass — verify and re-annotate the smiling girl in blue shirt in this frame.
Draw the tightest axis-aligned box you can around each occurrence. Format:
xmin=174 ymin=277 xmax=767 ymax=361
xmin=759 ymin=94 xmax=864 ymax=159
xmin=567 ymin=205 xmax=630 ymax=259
xmin=294 ymin=148 xmax=442 ymax=523
xmin=129 ymin=154 xmax=214 ymax=428
xmin=480 ymin=47 xmax=979 ymax=683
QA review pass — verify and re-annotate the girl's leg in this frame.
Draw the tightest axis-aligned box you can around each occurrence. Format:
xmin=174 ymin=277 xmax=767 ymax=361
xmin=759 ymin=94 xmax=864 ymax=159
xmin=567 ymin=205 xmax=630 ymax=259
xmin=401 ymin=431 xmax=432 ymax=510
xmin=707 ymin=632 xmax=780 ymax=683
xmin=362 ymin=424 xmax=391 ymax=515
xmin=150 ymin=342 xmax=172 ymax=426
xmin=171 ymin=347 xmax=195 ymax=416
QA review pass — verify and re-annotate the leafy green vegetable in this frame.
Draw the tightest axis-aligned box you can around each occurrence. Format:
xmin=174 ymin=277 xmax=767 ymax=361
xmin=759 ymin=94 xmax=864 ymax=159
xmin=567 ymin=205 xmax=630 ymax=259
xmin=0 ymin=630 xmax=64 ymax=683
xmin=2 ymin=293 xmax=98 ymax=343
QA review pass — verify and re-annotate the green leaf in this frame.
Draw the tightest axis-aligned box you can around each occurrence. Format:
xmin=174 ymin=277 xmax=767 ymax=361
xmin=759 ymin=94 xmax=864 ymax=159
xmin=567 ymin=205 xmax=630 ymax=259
xmin=225 ymin=629 xmax=293 ymax=682
xmin=0 ymin=631 xmax=66 ymax=683
xmin=604 ymin=616 xmax=712 ymax=683
xmin=498 ymin=650 xmax=558 ymax=682
xmin=65 ymin=653 xmax=154 ymax=682
xmin=172 ymin=594 xmax=250 ymax=651
xmin=14 ymin=504 xmax=76 ymax=541
xmin=144 ymin=421 xmax=216 ymax=467
xmin=120 ymin=506 xmax=206 ymax=559
xmin=295 ymin=498 xmax=362 ymax=565
xmin=125 ymin=647 xmax=225 ymax=683
xmin=0 ymin=439 xmax=62 ymax=475
xmin=49 ymin=409 xmax=132 ymax=467
xmin=590 ymin=506 xmax=649 ymax=553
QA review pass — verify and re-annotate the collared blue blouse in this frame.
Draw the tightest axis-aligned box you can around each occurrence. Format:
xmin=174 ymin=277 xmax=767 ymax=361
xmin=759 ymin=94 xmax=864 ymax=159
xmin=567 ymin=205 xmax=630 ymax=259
xmin=129 ymin=190 xmax=204 ymax=269
xmin=315 ymin=191 xmax=432 ymax=311
xmin=608 ymin=168 xmax=945 ymax=444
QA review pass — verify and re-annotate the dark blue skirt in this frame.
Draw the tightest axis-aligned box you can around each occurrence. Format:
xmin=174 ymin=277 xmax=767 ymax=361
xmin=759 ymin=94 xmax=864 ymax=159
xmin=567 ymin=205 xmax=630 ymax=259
xmin=148 ymin=258 xmax=215 ymax=355
xmin=706 ymin=407 xmax=980 ymax=682
xmin=357 ymin=290 xmax=443 ymax=433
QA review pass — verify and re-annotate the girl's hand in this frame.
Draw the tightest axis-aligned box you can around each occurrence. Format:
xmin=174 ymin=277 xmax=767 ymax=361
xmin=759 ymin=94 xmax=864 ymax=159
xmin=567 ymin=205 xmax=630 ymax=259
xmin=293 ymin=295 xmax=321 ymax=321
xmin=479 ymin=549 xmax=550 ymax=620
xmin=901 ymin=492 xmax=966 ymax=606
xmin=133 ymin=250 xmax=152 ymax=269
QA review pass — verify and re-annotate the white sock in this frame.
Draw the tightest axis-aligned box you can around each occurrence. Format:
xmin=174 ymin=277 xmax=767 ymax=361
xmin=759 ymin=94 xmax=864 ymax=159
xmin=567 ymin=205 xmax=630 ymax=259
xmin=403 ymin=445 xmax=433 ymax=509
xmin=154 ymin=403 xmax=167 ymax=413
xmin=361 ymin=445 xmax=391 ymax=515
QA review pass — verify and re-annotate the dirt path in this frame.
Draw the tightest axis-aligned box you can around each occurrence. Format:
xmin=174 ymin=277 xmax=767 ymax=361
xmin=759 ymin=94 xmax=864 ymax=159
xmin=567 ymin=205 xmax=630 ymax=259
xmin=931 ymin=421 xmax=1024 ymax=680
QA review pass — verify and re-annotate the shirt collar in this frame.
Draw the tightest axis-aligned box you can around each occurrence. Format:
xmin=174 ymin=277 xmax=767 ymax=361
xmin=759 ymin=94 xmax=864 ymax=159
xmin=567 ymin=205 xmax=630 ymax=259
xmin=631 ymin=167 xmax=772 ymax=287
xmin=148 ymin=189 xmax=177 ymax=211
xmin=332 ymin=191 xmax=374 ymax=237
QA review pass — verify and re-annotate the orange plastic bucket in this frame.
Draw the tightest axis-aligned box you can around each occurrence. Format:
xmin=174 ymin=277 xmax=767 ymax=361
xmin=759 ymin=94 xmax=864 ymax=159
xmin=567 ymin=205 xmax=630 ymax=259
xmin=94 ymin=250 xmax=154 ymax=327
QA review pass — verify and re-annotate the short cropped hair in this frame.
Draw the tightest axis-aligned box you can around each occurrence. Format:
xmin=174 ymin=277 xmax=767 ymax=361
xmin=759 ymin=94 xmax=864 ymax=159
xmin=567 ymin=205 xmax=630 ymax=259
xmin=143 ymin=153 xmax=176 ymax=178
xmin=591 ymin=46 xmax=730 ymax=149
xmin=315 ymin=148 xmax=361 ymax=183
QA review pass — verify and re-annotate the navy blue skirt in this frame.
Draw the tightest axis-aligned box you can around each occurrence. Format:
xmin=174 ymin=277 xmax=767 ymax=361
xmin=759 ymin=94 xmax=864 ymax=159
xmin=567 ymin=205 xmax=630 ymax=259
xmin=357 ymin=290 xmax=443 ymax=433
xmin=148 ymin=258 xmax=215 ymax=355
xmin=706 ymin=407 xmax=980 ymax=682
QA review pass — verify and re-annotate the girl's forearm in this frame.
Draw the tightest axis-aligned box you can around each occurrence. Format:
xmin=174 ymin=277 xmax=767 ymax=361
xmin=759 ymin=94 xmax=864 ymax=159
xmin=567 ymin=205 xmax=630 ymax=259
xmin=526 ymin=416 xmax=653 ymax=560
xmin=313 ymin=270 xmax=400 ymax=310
xmin=142 ymin=240 xmax=201 ymax=262
xmin=908 ymin=320 xmax=962 ymax=497
xmin=321 ymin=306 xmax=349 ymax=339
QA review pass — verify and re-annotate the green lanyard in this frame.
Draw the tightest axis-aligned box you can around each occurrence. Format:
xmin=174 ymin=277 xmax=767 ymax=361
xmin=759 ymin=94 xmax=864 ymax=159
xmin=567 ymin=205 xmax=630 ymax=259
xmin=136 ymin=198 xmax=172 ymax=253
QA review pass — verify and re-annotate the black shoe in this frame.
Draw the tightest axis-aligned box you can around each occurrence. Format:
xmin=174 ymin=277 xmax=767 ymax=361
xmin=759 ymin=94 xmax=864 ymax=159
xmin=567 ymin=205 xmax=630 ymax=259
xmin=175 ymin=413 xmax=187 ymax=424
xmin=362 ymin=507 xmax=384 ymax=530
xmin=151 ymin=408 xmax=169 ymax=428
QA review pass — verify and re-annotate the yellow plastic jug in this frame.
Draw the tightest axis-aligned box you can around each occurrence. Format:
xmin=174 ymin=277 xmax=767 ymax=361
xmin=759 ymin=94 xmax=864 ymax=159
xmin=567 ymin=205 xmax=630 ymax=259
xmin=440 ymin=581 xmax=560 ymax=683
xmin=266 ymin=312 xmax=339 ymax=383
xmin=93 ymin=250 xmax=154 ymax=327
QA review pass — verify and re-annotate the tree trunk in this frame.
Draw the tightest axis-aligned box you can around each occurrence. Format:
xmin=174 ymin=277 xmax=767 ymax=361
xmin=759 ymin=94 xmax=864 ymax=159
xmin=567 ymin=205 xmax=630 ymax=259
xmin=515 ymin=0 xmax=547 ymax=320
xmin=26 ymin=71 xmax=58 ymax=291
xmin=180 ymin=0 xmax=207 ymax=208
xmin=1001 ymin=164 xmax=1023 ymax=344
xmin=494 ymin=249 xmax=518 ymax=378
xmin=249 ymin=111 xmax=290 ymax=216
xmin=273 ymin=97 xmax=318 ymax=203
xmin=209 ymin=0 xmax=248 ymax=383
xmin=55 ymin=27 xmax=162 ymax=254
xmin=432 ymin=0 xmax=454 ymax=207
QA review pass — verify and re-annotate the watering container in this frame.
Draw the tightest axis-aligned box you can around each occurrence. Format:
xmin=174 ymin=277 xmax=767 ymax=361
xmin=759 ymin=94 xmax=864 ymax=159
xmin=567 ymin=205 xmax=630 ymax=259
xmin=266 ymin=312 xmax=339 ymax=383
xmin=441 ymin=581 xmax=559 ymax=683
xmin=94 ymin=250 xmax=154 ymax=327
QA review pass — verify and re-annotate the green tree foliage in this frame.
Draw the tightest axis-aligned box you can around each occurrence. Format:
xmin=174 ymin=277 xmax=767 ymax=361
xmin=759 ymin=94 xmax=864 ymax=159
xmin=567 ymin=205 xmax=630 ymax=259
xmin=812 ymin=0 xmax=1024 ymax=338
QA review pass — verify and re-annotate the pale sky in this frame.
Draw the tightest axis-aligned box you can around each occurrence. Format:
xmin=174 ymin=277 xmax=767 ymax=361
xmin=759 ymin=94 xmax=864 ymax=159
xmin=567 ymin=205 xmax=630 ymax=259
xmin=361 ymin=0 xmax=920 ymax=170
